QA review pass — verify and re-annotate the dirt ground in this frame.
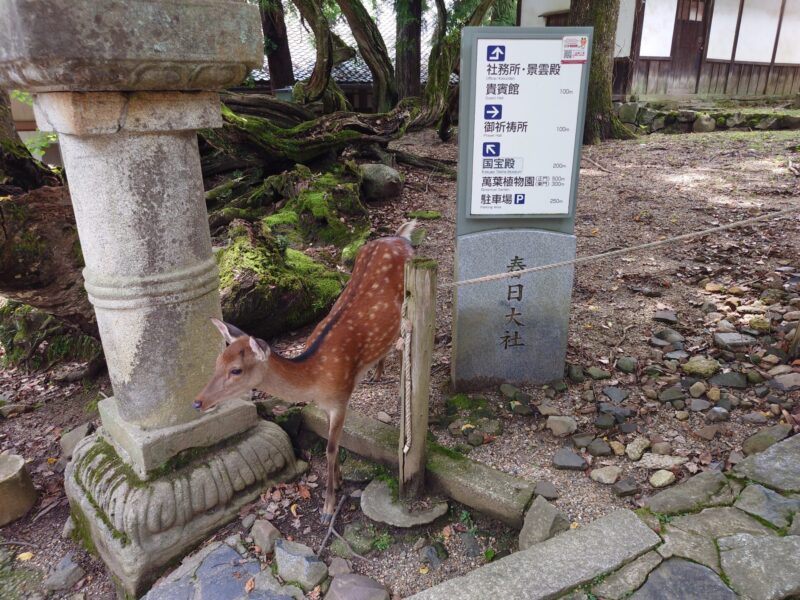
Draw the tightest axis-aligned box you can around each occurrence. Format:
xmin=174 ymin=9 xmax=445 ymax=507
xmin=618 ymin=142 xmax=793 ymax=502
xmin=1 ymin=127 xmax=798 ymax=599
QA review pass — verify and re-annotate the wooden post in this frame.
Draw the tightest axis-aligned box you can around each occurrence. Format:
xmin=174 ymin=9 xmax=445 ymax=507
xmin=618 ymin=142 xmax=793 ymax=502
xmin=398 ymin=257 xmax=437 ymax=500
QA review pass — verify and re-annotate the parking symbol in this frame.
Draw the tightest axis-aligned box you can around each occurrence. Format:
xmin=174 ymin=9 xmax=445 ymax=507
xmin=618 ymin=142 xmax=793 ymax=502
xmin=484 ymin=104 xmax=502 ymax=120
xmin=487 ymin=45 xmax=505 ymax=61
xmin=514 ymin=194 xmax=526 ymax=205
xmin=482 ymin=142 xmax=500 ymax=157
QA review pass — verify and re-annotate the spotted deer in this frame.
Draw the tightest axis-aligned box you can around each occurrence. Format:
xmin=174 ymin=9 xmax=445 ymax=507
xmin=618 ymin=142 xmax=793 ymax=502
xmin=194 ymin=221 xmax=416 ymax=522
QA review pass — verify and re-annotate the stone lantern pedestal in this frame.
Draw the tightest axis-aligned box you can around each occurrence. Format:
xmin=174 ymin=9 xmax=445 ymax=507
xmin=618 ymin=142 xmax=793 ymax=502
xmin=0 ymin=0 xmax=304 ymax=594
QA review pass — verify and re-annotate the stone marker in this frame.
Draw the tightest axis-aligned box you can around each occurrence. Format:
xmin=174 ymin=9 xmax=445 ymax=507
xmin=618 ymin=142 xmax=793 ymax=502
xmin=406 ymin=510 xmax=660 ymax=600
xmin=453 ymin=230 xmax=576 ymax=388
xmin=0 ymin=453 xmax=38 ymax=526
xmin=451 ymin=27 xmax=591 ymax=391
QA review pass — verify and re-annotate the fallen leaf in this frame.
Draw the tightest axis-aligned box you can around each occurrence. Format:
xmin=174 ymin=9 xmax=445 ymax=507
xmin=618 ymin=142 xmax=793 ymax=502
xmin=290 ymin=503 xmax=299 ymax=518
xmin=419 ymin=566 xmax=429 ymax=574
xmin=17 ymin=552 xmax=34 ymax=561
xmin=47 ymin=457 xmax=58 ymax=465
xmin=245 ymin=577 xmax=255 ymax=593
xmin=297 ymin=484 xmax=311 ymax=500
xmin=441 ymin=525 xmax=452 ymax=540
xmin=569 ymin=522 xmax=579 ymax=529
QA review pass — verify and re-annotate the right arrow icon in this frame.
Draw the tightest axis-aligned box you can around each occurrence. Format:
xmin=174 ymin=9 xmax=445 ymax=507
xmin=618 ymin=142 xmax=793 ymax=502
xmin=484 ymin=104 xmax=502 ymax=120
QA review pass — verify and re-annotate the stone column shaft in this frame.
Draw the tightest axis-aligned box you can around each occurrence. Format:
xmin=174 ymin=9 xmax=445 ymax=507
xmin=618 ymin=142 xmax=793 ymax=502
xmin=36 ymin=92 xmax=222 ymax=429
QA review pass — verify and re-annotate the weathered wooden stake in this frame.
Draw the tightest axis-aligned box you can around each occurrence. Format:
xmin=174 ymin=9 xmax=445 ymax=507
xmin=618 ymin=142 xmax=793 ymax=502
xmin=398 ymin=257 xmax=437 ymax=500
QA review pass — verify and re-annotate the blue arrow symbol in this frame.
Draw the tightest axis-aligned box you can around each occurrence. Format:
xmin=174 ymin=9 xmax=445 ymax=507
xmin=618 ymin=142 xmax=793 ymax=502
xmin=484 ymin=104 xmax=502 ymax=120
xmin=482 ymin=142 xmax=500 ymax=156
xmin=487 ymin=45 xmax=505 ymax=61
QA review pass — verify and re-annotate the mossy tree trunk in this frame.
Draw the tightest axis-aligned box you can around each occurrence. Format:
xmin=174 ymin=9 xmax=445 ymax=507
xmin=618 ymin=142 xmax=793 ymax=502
xmin=291 ymin=0 xmax=334 ymax=103
xmin=395 ymin=0 xmax=422 ymax=99
xmin=569 ymin=0 xmax=634 ymax=144
xmin=337 ymin=0 xmax=398 ymax=113
xmin=0 ymin=90 xmax=56 ymax=194
xmin=260 ymin=0 xmax=295 ymax=91
xmin=413 ymin=0 xmax=496 ymax=129
xmin=0 ymin=185 xmax=97 ymax=336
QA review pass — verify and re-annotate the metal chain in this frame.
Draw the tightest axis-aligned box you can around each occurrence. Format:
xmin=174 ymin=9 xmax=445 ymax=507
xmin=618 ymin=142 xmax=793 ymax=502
xmin=445 ymin=207 xmax=798 ymax=288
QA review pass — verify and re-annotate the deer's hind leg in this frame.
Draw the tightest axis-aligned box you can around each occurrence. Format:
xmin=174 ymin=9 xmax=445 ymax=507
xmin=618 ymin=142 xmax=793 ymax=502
xmin=321 ymin=408 xmax=346 ymax=524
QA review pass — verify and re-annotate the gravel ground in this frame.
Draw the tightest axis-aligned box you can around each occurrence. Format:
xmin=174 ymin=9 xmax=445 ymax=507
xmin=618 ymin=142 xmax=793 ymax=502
xmin=1 ymin=127 xmax=798 ymax=599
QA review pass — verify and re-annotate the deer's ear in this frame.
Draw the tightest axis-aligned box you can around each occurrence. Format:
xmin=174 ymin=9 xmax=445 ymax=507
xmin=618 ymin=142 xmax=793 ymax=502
xmin=249 ymin=336 xmax=269 ymax=362
xmin=210 ymin=318 xmax=247 ymax=345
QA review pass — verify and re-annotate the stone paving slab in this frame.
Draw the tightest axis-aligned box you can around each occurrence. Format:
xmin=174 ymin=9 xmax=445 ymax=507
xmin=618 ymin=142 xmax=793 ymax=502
xmin=630 ymin=558 xmax=736 ymax=600
xmin=719 ymin=533 xmax=800 ymax=600
xmin=644 ymin=471 xmax=739 ymax=515
xmin=406 ymin=510 xmax=660 ymax=600
xmin=734 ymin=433 xmax=800 ymax=493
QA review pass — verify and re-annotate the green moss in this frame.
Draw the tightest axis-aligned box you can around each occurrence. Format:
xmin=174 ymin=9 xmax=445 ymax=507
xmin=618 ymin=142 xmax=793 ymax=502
xmin=285 ymin=248 xmax=346 ymax=315
xmin=341 ymin=235 xmax=368 ymax=266
xmin=0 ymin=300 xmax=100 ymax=370
xmin=427 ymin=441 xmax=469 ymax=463
xmin=70 ymin=504 xmax=99 ymax=555
xmin=445 ymin=394 xmax=493 ymax=419
xmin=408 ymin=210 xmax=441 ymax=220
xmin=374 ymin=465 xmax=400 ymax=502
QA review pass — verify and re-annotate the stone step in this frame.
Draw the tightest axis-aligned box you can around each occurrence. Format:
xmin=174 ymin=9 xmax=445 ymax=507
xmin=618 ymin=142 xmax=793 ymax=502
xmin=406 ymin=509 xmax=660 ymax=600
xmin=301 ymin=405 xmax=534 ymax=527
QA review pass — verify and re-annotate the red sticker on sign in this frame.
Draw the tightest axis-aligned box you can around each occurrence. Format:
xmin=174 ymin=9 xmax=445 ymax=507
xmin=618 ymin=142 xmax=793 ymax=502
xmin=562 ymin=35 xmax=589 ymax=64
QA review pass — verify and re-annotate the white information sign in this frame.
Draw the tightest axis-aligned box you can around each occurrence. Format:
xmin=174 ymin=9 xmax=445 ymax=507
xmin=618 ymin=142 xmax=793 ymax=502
xmin=470 ymin=36 xmax=588 ymax=216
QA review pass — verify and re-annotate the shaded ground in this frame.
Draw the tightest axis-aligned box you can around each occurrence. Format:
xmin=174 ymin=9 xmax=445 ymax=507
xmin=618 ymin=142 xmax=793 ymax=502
xmin=1 ymin=127 xmax=798 ymax=599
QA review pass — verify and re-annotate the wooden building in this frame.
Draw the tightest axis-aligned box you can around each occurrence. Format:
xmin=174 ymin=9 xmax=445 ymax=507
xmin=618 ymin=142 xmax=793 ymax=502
xmin=520 ymin=0 xmax=800 ymax=98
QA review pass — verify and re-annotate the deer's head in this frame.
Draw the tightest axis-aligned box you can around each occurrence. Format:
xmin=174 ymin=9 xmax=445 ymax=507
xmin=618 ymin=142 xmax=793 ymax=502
xmin=193 ymin=318 xmax=269 ymax=412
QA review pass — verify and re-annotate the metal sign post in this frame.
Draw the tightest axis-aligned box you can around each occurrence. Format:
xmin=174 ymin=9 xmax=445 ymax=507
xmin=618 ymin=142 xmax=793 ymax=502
xmin=452 ymin=26 xmax=593 ymax=390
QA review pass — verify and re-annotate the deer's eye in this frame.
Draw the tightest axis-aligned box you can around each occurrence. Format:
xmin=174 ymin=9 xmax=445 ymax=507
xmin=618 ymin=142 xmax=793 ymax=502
xmin=230 ymin=368 xmax=243 ymax=376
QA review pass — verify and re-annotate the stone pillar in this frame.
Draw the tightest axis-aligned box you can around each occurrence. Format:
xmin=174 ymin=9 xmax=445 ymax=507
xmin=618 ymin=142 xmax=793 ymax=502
xmin=0 ymin=1 xmax=304 ymax=594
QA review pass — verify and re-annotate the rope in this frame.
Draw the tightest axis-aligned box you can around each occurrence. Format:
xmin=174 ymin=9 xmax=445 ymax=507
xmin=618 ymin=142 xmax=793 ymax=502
xmin=445 ymin=207 xmax=798 ymax=288
xmin=400 ymin=296 xmax=413 ymax=455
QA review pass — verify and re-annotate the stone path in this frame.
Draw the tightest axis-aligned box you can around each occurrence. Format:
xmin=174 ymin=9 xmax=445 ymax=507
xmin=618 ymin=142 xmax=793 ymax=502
xmin=410 ymin=432 xmax=800 ymax=600
xmin=143 ymin=431 xmax=799 ymax=599
xmin=144 ymin=519 xmax=390 ymax=600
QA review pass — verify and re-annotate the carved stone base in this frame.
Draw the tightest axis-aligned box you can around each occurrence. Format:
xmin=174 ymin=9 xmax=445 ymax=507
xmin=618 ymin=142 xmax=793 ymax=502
xmin=98 ymin=396 xmax=257 ymax=479
xmin=65 ymin=421 xmax=306 ymax=596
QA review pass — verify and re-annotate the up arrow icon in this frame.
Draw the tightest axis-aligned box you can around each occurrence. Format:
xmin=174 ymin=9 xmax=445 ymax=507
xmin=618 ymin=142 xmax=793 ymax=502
xmin=487 ymin=45 xmax=505 ymax=61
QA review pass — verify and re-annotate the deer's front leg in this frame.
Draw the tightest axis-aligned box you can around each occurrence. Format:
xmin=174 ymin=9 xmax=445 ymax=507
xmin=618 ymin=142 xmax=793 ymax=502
xmin=322 ymin=409 xmax=345 ymax=524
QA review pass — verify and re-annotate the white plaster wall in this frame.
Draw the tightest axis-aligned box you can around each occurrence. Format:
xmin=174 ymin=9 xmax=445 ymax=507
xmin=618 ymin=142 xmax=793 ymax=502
xmin=519 ymin=0 xmax=570 ymax=26
xmin=706 ymin=0 xmax=739 ymax=60
xmin=519 ymin=0 xmax=636 ymax=58
xmin=775 ymin=0 xmax=800 ymax=64
xmin=615 ymin=0 xmax=637 ymax=57
xmin=640 ymin=0 xmax=678 ymax=57
xmin=735 ymin=0 xmax=782 ymax=63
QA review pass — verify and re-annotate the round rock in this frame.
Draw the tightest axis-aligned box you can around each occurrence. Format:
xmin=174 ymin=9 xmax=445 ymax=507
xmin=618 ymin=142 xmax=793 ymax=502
xmin=0 ymin=453 xmax=38 ymax=526
xmin=591 ymin=466 xmax=622 ymax=485
xmin=360 ymin=479 xmax=448 ymax=527
xmin=650 ymin=470 xmax=676 ymax=488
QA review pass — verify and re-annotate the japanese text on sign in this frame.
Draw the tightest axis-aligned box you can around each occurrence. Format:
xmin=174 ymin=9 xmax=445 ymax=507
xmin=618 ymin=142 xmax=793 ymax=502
xmin=470 ymin=37 xmax=588 ymax=216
